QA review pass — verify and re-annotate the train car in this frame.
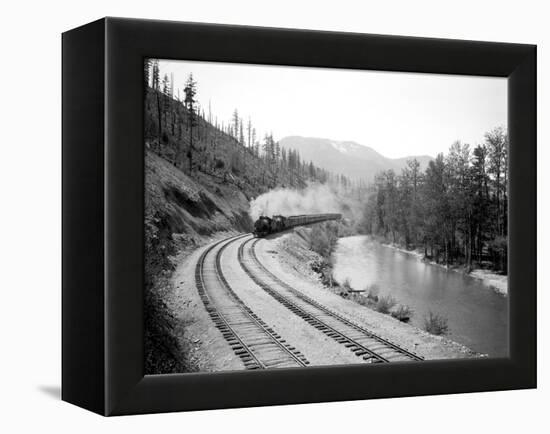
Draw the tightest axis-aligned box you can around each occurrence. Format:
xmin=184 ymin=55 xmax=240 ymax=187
xmin=286 ymin=213 xmax=342 ymax=229
xmin=271 ymin=215 xmax=287 ymax=232
xmin=253 ymin=213 xmax=341 ymax=237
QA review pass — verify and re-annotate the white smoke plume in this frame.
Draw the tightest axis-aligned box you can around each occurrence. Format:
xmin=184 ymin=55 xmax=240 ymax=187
xmin=249 ymin=183 xmax=348 ymax=221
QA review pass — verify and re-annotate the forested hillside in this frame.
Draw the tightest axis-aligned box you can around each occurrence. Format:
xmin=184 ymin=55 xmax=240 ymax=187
xmin=144 ymin=61 xmax=345 ymax=373
xmin=144 ymin=63 xmax=341 ymax=197
xmin=360 ymin=127 xmax=508 ymax=273
xmin=143 ymin=61 xmax=348 ymax=283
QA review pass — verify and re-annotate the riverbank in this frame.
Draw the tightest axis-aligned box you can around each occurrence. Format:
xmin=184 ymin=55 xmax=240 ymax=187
xmin=332 ymin=235 xmax=508 ymax=357
xmin=270 ymin=229 xmax=479 ymax=360
xmin=380 ymin=240 xmax=508 ymax=296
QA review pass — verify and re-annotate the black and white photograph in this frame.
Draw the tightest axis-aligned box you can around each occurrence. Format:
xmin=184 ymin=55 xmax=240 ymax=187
xmin=2 ymin=0 xmax=544 ymax=428
xmin=144 ymin=59 xmax=509 ymax=374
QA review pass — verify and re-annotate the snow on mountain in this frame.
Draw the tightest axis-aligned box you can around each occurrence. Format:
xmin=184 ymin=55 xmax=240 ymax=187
xmin=279 ymin=136 xmax=433 ymax=181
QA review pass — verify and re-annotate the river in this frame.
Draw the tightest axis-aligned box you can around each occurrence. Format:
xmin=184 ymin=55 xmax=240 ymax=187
xmin=332 ymin=235 xmax=509 ymax=357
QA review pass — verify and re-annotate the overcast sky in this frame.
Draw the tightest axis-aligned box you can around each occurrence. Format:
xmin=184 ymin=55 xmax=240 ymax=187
xmin=156 ymin=59 xmax=507 ymax=159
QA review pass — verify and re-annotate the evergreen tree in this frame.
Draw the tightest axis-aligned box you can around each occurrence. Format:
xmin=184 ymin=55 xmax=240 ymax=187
xmin=183 ymin=73 xmax=197 ymax=170
xmin=239 ymin=119 xmax=245 ymax=145
xmin=232 ymin=109 xmax=239 ymax=140
xmin=152 ymin=60 xmax=162 ymax=146
xmin=152 ymin=60 xmax=160 ymax=90
xmin=144 ymin=59 xmax=151 ymax=88
xmin=485 ymin=127 xmax=508 ymax=237
xmin=247 ymin=118 xmax=252 ymax=148
xmin=360 ymin=130 xmax=507 ymax=271
xmin=471 ymin=144 xmax=489 ymax=262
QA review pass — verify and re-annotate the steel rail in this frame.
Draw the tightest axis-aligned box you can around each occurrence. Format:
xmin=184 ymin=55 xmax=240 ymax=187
xmin=239 ymin=237 xmax=423 ymax=363
xmin=196 ymin=234 xmax=264 ymax=369
xmin=195 ymin=234 xmax=308 ymax=369
xmin=214 ymin=236 xmax=309 ymax=367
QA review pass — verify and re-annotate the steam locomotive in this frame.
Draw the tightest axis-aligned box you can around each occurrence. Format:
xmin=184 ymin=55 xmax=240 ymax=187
xmin=253 ymin=213 xmax=342 ymax=237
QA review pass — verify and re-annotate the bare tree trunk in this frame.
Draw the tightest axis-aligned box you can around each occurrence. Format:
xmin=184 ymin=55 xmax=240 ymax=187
xmin=156 ymin=93 xmax=162 ymax=146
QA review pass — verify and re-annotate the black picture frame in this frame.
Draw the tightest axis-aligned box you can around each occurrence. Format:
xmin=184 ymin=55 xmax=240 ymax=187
xmin=62 ymin=17 xmax=536 ymax=416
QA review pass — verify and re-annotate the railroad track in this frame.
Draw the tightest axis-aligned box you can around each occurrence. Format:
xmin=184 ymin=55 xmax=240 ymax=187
xmin=238 ymin=237 xmax=423 ymax=363
xmin=195 ymin=234 xmax=309 ymax=370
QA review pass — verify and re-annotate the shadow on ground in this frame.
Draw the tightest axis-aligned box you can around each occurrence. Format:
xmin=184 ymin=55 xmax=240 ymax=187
xmin=38 ymin=385 xmax=61 ymax=400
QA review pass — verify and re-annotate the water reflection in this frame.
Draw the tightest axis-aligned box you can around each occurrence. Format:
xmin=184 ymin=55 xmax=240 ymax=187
xmin=332 ymin=236 xmax=509 ymax=357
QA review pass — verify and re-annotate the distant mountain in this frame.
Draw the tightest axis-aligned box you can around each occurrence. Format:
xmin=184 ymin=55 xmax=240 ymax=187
xmin=279 ymin=136 xmax=433 ymax=181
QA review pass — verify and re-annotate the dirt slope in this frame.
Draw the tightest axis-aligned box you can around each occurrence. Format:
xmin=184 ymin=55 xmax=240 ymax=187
xmin=144 ymin=151 xmax=253 ymax=374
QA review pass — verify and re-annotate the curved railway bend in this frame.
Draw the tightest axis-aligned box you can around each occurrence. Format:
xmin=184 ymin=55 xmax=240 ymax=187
xmin=193 ymin=232 xmax=427 ymax=370
xmin=239 ymin=237 xmax=423 ymax=363
xmin=195 ymin=234 xmax=309 ymax=369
